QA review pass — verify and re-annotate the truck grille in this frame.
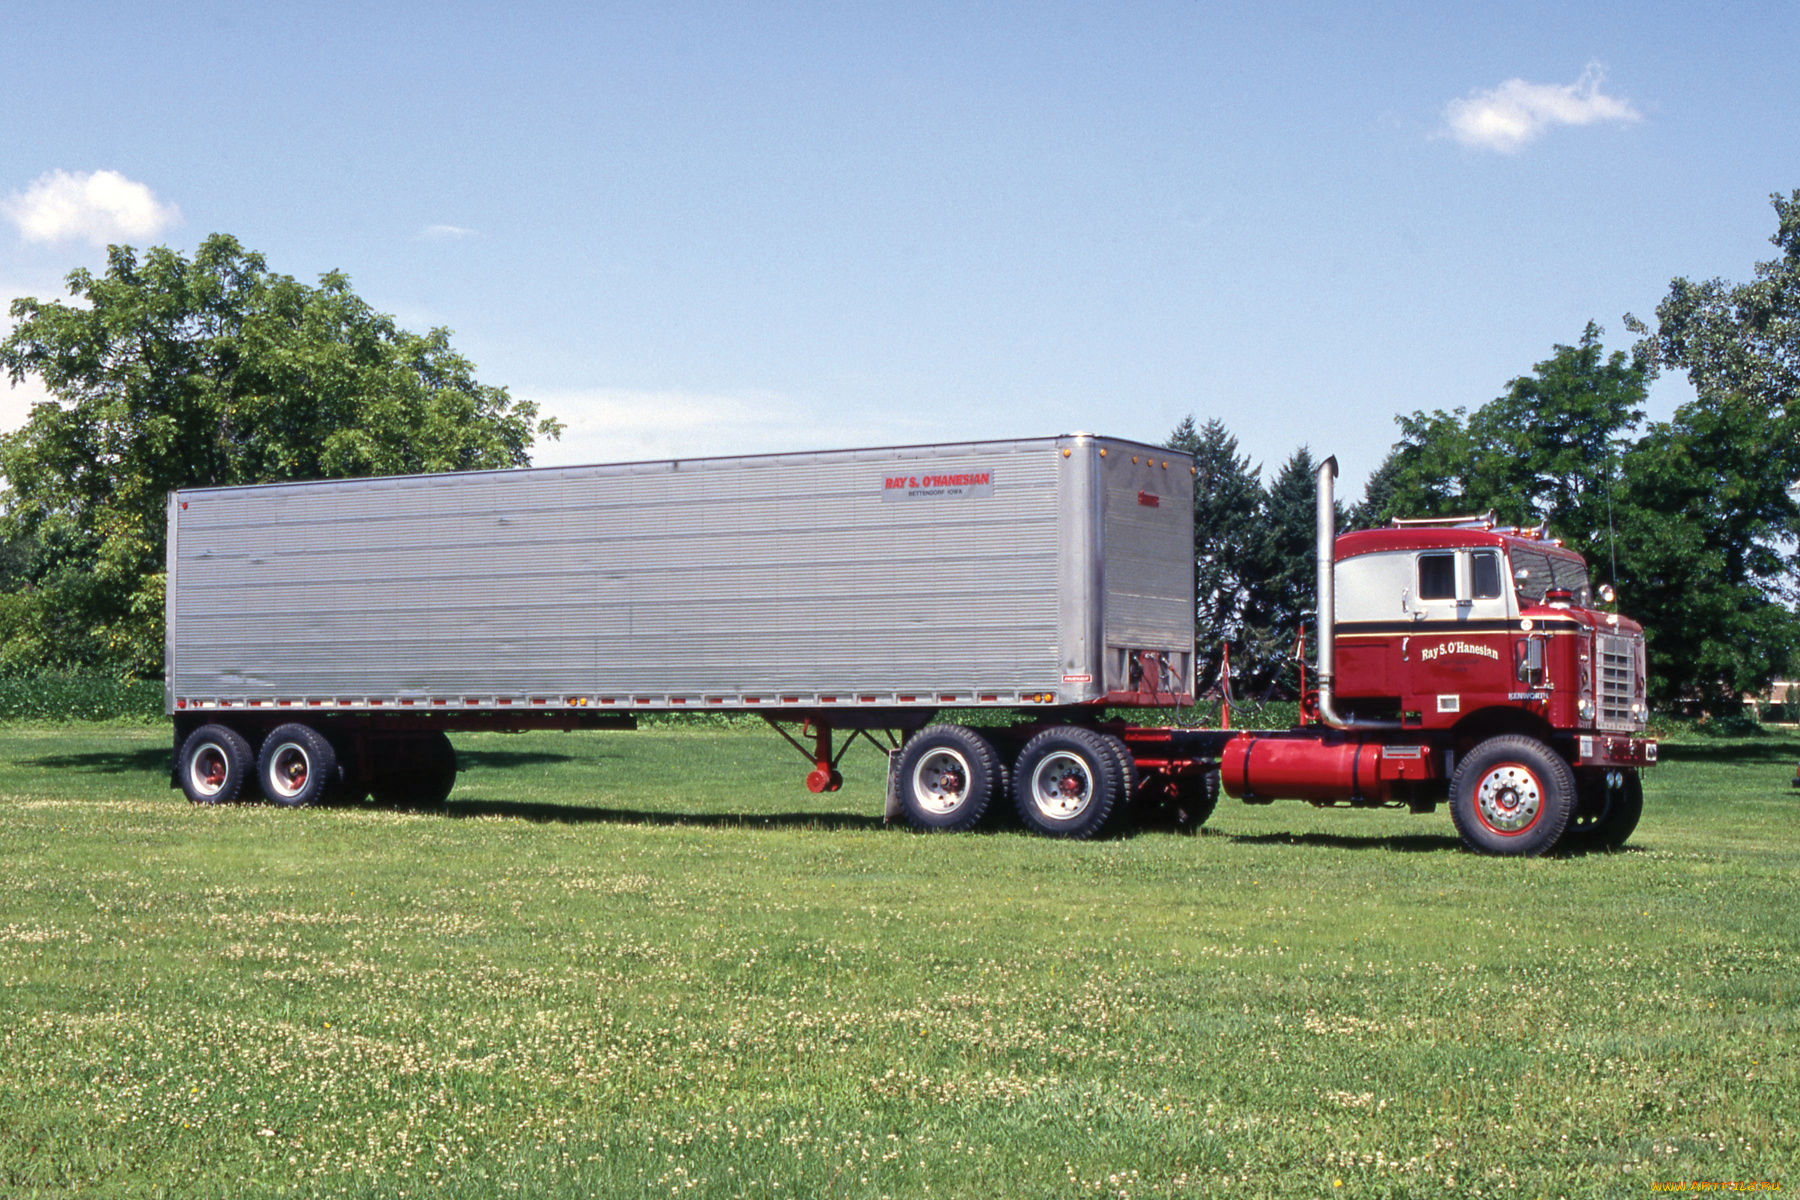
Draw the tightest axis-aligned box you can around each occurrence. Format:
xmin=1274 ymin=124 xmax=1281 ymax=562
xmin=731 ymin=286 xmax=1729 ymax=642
xmin=1596 ymin=633 xmax=1641 ymax=731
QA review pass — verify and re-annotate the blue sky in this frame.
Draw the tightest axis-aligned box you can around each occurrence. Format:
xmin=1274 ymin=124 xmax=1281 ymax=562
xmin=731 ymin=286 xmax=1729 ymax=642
xmin=3 ymin=1 xmax=1797 ymax=496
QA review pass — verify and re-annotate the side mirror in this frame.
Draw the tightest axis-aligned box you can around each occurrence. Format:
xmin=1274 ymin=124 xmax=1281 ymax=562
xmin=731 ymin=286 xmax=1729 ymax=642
xmin=1516 ymin=637 xmax=1544 ymax=682
xmin=1513 ymin=567 xmax=1530 ymax=584
xmin=1597 ymin=583 xmax=1616 ymax=604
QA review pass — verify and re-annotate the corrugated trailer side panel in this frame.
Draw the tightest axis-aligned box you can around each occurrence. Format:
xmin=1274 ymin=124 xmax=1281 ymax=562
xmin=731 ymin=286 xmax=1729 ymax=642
xmin=170 ymin=439 xmax=1099 ymax=707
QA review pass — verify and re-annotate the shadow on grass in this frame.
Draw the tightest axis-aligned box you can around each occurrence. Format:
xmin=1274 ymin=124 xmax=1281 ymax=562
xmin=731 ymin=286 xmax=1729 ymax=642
xmin=446 ymin=798 xmax=886 ymax=831
xmin=1219 ymin=829 xmax=1463 ymax=853
xmin=1655 ymin=740 xmax=1800 ymax=764
xmin=455 ymin=749 xmax=592 ymax=769
xmin=22 ymin=747 xmax=168 ymax=774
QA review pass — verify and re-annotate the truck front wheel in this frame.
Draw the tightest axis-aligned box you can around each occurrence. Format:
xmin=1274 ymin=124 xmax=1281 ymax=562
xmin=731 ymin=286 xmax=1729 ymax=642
xmin=895 ymin=725 xmax=1002 ymax=832
xmin=1567 ymin=768 xmax=1643 ymax=850
xmin=1449 ymin=735 xmax=1574 ymax=856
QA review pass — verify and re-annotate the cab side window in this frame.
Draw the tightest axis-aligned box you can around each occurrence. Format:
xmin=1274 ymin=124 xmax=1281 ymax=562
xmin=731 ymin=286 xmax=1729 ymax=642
xmin=1418 ymin=553 xmax=1456 ymax=600
xmin=1471 ymin=550 xmax=1502 ymax=600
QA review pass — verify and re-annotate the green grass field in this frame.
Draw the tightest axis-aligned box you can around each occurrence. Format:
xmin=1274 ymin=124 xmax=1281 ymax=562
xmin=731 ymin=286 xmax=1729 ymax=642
xmin=1 ymin=720 xmax=1795 ymax=1199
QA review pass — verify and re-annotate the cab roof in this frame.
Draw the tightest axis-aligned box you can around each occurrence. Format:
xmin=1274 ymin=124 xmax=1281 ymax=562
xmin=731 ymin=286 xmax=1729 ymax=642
xmin=1336 ymin=527 xmax=1583 ymax=561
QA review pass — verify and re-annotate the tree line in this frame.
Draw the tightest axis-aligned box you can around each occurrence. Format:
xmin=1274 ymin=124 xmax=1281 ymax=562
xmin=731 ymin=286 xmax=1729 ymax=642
xmin=4 ymin=196 xmax=1797 ymax=712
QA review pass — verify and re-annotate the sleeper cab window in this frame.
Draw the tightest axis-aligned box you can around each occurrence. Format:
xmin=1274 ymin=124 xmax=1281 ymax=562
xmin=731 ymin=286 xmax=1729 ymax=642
xmin=1417 ymin=552 xmax=1456 ymax=601
xmin=1471 ymin=550 xmax=1502 ymax=600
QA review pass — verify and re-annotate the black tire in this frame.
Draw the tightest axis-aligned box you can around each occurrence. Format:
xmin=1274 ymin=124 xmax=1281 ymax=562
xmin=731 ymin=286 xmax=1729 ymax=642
xmin=1448 ymin=734 xmax=1575 ymax=856
xmin=178 ymin=724 xmax=254 ymax=805
xmin=256 ymin=723 xmax=338 ymax=809
xmin=372 ymin=732 xmax=458 ymax=809
xmin=1012 ymin=726 xmax=1123 ymax=839
xmin=894 ymin=725 xmax=1002 ymax=831
xmin=1173 ymin=764 xmax=1221 ymax=834
xmin=1567 ymin=768 xmax=1643 ymax=849
xmin=1093 ymin=730 xmax=1138 ymax=811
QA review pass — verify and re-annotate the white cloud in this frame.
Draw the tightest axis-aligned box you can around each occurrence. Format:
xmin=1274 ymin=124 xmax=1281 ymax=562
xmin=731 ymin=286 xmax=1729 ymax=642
xmin=417 ymin=224 xmax=476 ymax=240
xmin=2 ymin=169 xmax=180 ymax=245
xmin=519 ymin=387 xmax=929 ymax=467
xmin=1443 ymin=64 xmax=1641 ymax=153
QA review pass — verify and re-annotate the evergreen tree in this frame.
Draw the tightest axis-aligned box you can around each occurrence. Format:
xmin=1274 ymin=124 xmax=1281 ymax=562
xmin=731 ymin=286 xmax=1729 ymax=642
xmin=1165 ymin=416 xmax=1262 ymax=695
xmin=1239 ymin=448 xmax=1343 ymax=697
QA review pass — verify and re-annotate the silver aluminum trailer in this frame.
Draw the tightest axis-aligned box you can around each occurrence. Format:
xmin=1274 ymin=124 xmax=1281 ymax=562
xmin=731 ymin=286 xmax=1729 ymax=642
xmin=167 ymin=434 xmax=1226 ymax=836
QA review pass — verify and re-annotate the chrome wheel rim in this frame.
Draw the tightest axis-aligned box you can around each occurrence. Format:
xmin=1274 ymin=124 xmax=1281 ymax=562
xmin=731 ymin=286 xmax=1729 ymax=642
xmin=912 ymin=748 xmax=972 ymax=814
xmin=187 ymin=743 xmax=229 ymax=798
xmin=1030 ymin=751 xmax=1093 ymax=820
xmin=1474 ymin=763 xmax=1542 ymax=834
xmin=267 ymin=741 xmax=312 ymax=800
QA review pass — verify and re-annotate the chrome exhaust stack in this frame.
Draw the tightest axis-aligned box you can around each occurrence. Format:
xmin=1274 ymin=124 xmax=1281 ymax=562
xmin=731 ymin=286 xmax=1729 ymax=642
xmin=1316 ymin=456 xmax=1399 ymax=731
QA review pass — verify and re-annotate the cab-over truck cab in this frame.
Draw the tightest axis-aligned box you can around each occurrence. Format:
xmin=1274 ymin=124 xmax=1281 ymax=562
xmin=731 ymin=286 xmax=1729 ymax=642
xmin=1220 ymin=461 xmax=1656 ymax=856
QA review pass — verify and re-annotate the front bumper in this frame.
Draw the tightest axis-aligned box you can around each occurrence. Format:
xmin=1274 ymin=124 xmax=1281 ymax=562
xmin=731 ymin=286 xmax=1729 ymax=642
xmin=1573 ymin=733 xmax=1657 ymax=768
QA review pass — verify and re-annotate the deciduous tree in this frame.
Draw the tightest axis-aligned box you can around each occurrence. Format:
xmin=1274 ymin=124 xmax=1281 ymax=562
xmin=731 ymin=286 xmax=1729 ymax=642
xmin=1622 ymin=190 xmax=1800 ymax=707
xmin=0 ymin=234 xmax=561 ymax=677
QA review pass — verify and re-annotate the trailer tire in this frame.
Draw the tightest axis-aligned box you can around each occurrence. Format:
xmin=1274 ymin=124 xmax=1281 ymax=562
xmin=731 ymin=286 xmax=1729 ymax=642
xmin=895 ymin=725 xmax=1001 ymax=831
xmin=1567 ymin=768 xmax=1643 ymax=850
xmin=1173 ymin=765 xmax=1221 ymax=834
xmin=1448 ymin=735 xmax=1574 ymax=856
xmin=1012 ymin=726 xmax=1122 ymax=839
xmin=256 ymin=723 xmax=338 ymax=809
xmin=372 ymin=732 xmax=458 ymax=809
xmin=178 ymin=724 xmax=255 ymax=805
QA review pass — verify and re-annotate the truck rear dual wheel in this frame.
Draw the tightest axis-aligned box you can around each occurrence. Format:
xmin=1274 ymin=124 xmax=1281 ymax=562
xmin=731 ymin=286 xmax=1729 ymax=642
xmin=1012 ymin=727 xmax=1124 ymax=839
xmin=1567 ymin=768 xmax=1643 ymax=850
xmin=1448 ymin=734 xmax=1575 ymax=857
xmin=1172 ymin=765 xmax=1221 ymax=834
xmin=178 ymin=724 xmax=255 ymax=805
xmin=895 ymin=724 xmax=1004 ymax=831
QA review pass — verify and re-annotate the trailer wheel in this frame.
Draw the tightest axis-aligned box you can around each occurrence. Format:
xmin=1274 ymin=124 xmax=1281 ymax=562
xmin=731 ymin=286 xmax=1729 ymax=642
xmin=178 ymin=724 xmax=254 ymax=805
xmin=1448 ymin=735 xmax=1574 ymax=856
xmin=1173 ymin=765 xmax=1221 ymax=834
xmin=372 ymin=732 xmax=458 ymax=809
xmin=1567 ymin=768 xmax=1643 ymax=850
xmin=1012 ymin=727 xmax=1122 ymax=839
xmin=895 ymin=725 xmax=1001 ymax=831
xmin=256 ymin=723 xmax=338 ymax=809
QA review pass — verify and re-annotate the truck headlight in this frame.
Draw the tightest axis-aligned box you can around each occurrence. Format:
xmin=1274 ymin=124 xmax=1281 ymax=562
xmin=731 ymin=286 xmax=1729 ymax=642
xmin=1578 ymin=698 xmax=1595 ymax=720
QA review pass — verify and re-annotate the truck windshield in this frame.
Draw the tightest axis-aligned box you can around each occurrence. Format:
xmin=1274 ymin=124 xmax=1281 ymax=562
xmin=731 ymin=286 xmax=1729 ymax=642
xmin=1509 ymin=546 xmax=1591 ymax=607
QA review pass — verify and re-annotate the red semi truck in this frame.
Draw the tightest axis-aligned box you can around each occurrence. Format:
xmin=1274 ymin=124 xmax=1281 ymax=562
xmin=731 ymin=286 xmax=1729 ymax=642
xmin=1045 ymin=457 xmax=1655 ymax=856
xmin=1204 ymin=457 xmax=1652 ymax=854
xmin=167 ymin=439 xmax=1653 ymax=855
